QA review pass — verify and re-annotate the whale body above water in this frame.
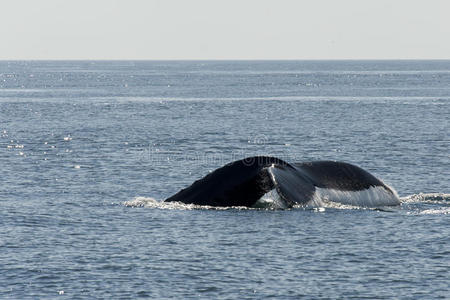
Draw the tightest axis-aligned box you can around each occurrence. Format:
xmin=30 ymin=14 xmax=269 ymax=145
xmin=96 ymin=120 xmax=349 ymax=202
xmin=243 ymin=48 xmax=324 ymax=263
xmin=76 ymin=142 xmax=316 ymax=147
xmin=164 ymin=156 xmax=400 ymax=209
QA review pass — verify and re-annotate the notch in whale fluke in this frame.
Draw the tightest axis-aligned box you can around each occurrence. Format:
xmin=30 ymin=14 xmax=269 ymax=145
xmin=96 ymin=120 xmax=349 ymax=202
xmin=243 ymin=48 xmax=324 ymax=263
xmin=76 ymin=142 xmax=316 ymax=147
xmin=164 ymin=156 xmax=400 ymax=208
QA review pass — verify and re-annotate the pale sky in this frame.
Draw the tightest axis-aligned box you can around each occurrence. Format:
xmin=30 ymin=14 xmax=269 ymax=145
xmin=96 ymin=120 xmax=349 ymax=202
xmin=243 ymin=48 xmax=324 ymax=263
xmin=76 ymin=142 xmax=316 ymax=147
xmin=1 ymin=0 xmax=450 ymax=60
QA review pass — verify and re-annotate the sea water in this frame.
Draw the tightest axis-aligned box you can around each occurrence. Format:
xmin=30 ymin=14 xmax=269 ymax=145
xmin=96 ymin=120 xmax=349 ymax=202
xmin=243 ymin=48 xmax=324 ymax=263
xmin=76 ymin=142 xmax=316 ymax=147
xmin=0 ymin=61 xmax=449 ymax=299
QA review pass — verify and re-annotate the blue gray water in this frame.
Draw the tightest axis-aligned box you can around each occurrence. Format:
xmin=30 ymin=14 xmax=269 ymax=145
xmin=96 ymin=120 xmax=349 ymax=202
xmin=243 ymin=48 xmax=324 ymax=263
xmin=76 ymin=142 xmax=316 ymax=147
xmin=1 ymin=61 xmax=449 ymax=299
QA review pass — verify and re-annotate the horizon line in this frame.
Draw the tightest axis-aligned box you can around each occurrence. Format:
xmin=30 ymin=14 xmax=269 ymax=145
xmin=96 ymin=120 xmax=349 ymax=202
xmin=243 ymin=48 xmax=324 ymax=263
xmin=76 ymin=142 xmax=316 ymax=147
xmin=1 ymin=58 xmax=450 ymax=62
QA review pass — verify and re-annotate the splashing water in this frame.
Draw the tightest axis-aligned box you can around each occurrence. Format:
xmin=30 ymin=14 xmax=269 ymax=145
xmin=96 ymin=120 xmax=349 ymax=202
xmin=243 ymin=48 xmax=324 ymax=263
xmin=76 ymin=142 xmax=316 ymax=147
xmin=125 ymin=193 xmax=450 ymax=214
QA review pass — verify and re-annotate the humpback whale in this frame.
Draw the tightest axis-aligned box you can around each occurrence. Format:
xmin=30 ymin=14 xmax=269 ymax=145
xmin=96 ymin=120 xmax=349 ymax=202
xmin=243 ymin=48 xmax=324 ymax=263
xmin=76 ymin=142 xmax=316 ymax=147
xmin=164 ymin=156 xmax=400 ymax=208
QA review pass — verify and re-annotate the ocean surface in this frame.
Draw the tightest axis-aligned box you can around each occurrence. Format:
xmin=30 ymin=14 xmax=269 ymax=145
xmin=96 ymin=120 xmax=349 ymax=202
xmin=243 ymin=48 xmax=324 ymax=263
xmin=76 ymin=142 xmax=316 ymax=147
xmin=0 ymin=60 xmax=449 ymax=299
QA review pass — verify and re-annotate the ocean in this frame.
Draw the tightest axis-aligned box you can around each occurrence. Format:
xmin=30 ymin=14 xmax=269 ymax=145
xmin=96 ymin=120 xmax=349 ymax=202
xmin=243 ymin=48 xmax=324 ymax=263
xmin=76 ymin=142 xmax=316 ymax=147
xmin=1 ymin=60 xmax=449 ymax=299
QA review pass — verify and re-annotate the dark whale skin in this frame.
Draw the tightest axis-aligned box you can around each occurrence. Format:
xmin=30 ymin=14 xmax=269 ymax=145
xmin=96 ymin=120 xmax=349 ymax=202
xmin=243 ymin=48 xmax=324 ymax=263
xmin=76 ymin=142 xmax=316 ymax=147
xmin=164 ymin=156 xmax=397 ymax=208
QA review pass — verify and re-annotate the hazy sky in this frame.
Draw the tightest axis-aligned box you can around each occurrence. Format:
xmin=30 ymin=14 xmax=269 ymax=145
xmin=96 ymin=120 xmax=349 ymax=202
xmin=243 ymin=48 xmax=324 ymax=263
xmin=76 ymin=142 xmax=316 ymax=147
xmin=2 ymin=0 xmax=450 ymax=60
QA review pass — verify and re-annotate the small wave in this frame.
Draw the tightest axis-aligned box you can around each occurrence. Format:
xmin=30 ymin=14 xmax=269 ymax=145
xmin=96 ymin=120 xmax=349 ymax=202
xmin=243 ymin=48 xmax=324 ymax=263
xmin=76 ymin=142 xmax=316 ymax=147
xmin=413 ymin=208 xmax=450 ymax=215
xmin=401 ymin=193 xmax=450 ymax=215
xmin=401 ymin=193 xmax=450 ymax=204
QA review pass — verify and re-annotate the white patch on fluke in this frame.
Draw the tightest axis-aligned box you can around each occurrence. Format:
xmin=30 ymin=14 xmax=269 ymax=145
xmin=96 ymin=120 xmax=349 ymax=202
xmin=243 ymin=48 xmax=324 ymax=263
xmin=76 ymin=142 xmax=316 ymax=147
xmin=253 ymin=189 xmax=288 ymax=209
xmin=311 ymin=186 xmax=400 ymax=207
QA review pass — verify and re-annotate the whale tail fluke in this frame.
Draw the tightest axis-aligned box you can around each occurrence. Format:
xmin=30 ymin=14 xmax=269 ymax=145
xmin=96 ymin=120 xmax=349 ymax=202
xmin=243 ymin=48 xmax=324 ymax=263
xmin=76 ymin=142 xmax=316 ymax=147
xmin=164 ymin=157 xmax=400 ymax=208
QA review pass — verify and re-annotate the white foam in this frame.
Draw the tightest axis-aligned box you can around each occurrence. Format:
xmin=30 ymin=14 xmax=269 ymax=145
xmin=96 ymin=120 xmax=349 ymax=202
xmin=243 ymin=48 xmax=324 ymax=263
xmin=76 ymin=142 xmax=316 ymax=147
xmin=310 ymin=186 xmax=400 ymax=208
xmin=124 ymin=197 xmax=182 ymax=209
xmin=124 ymin=197 xmax=251 ymax=210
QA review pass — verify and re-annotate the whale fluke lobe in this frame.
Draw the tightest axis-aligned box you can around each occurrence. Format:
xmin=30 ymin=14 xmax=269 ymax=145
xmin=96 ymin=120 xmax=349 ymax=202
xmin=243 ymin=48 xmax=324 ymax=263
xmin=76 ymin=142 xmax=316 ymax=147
xmin=164 ymin=156 xmax=400 ymax=208
xmin=165 ymin=156 xmax=286 ymax=207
